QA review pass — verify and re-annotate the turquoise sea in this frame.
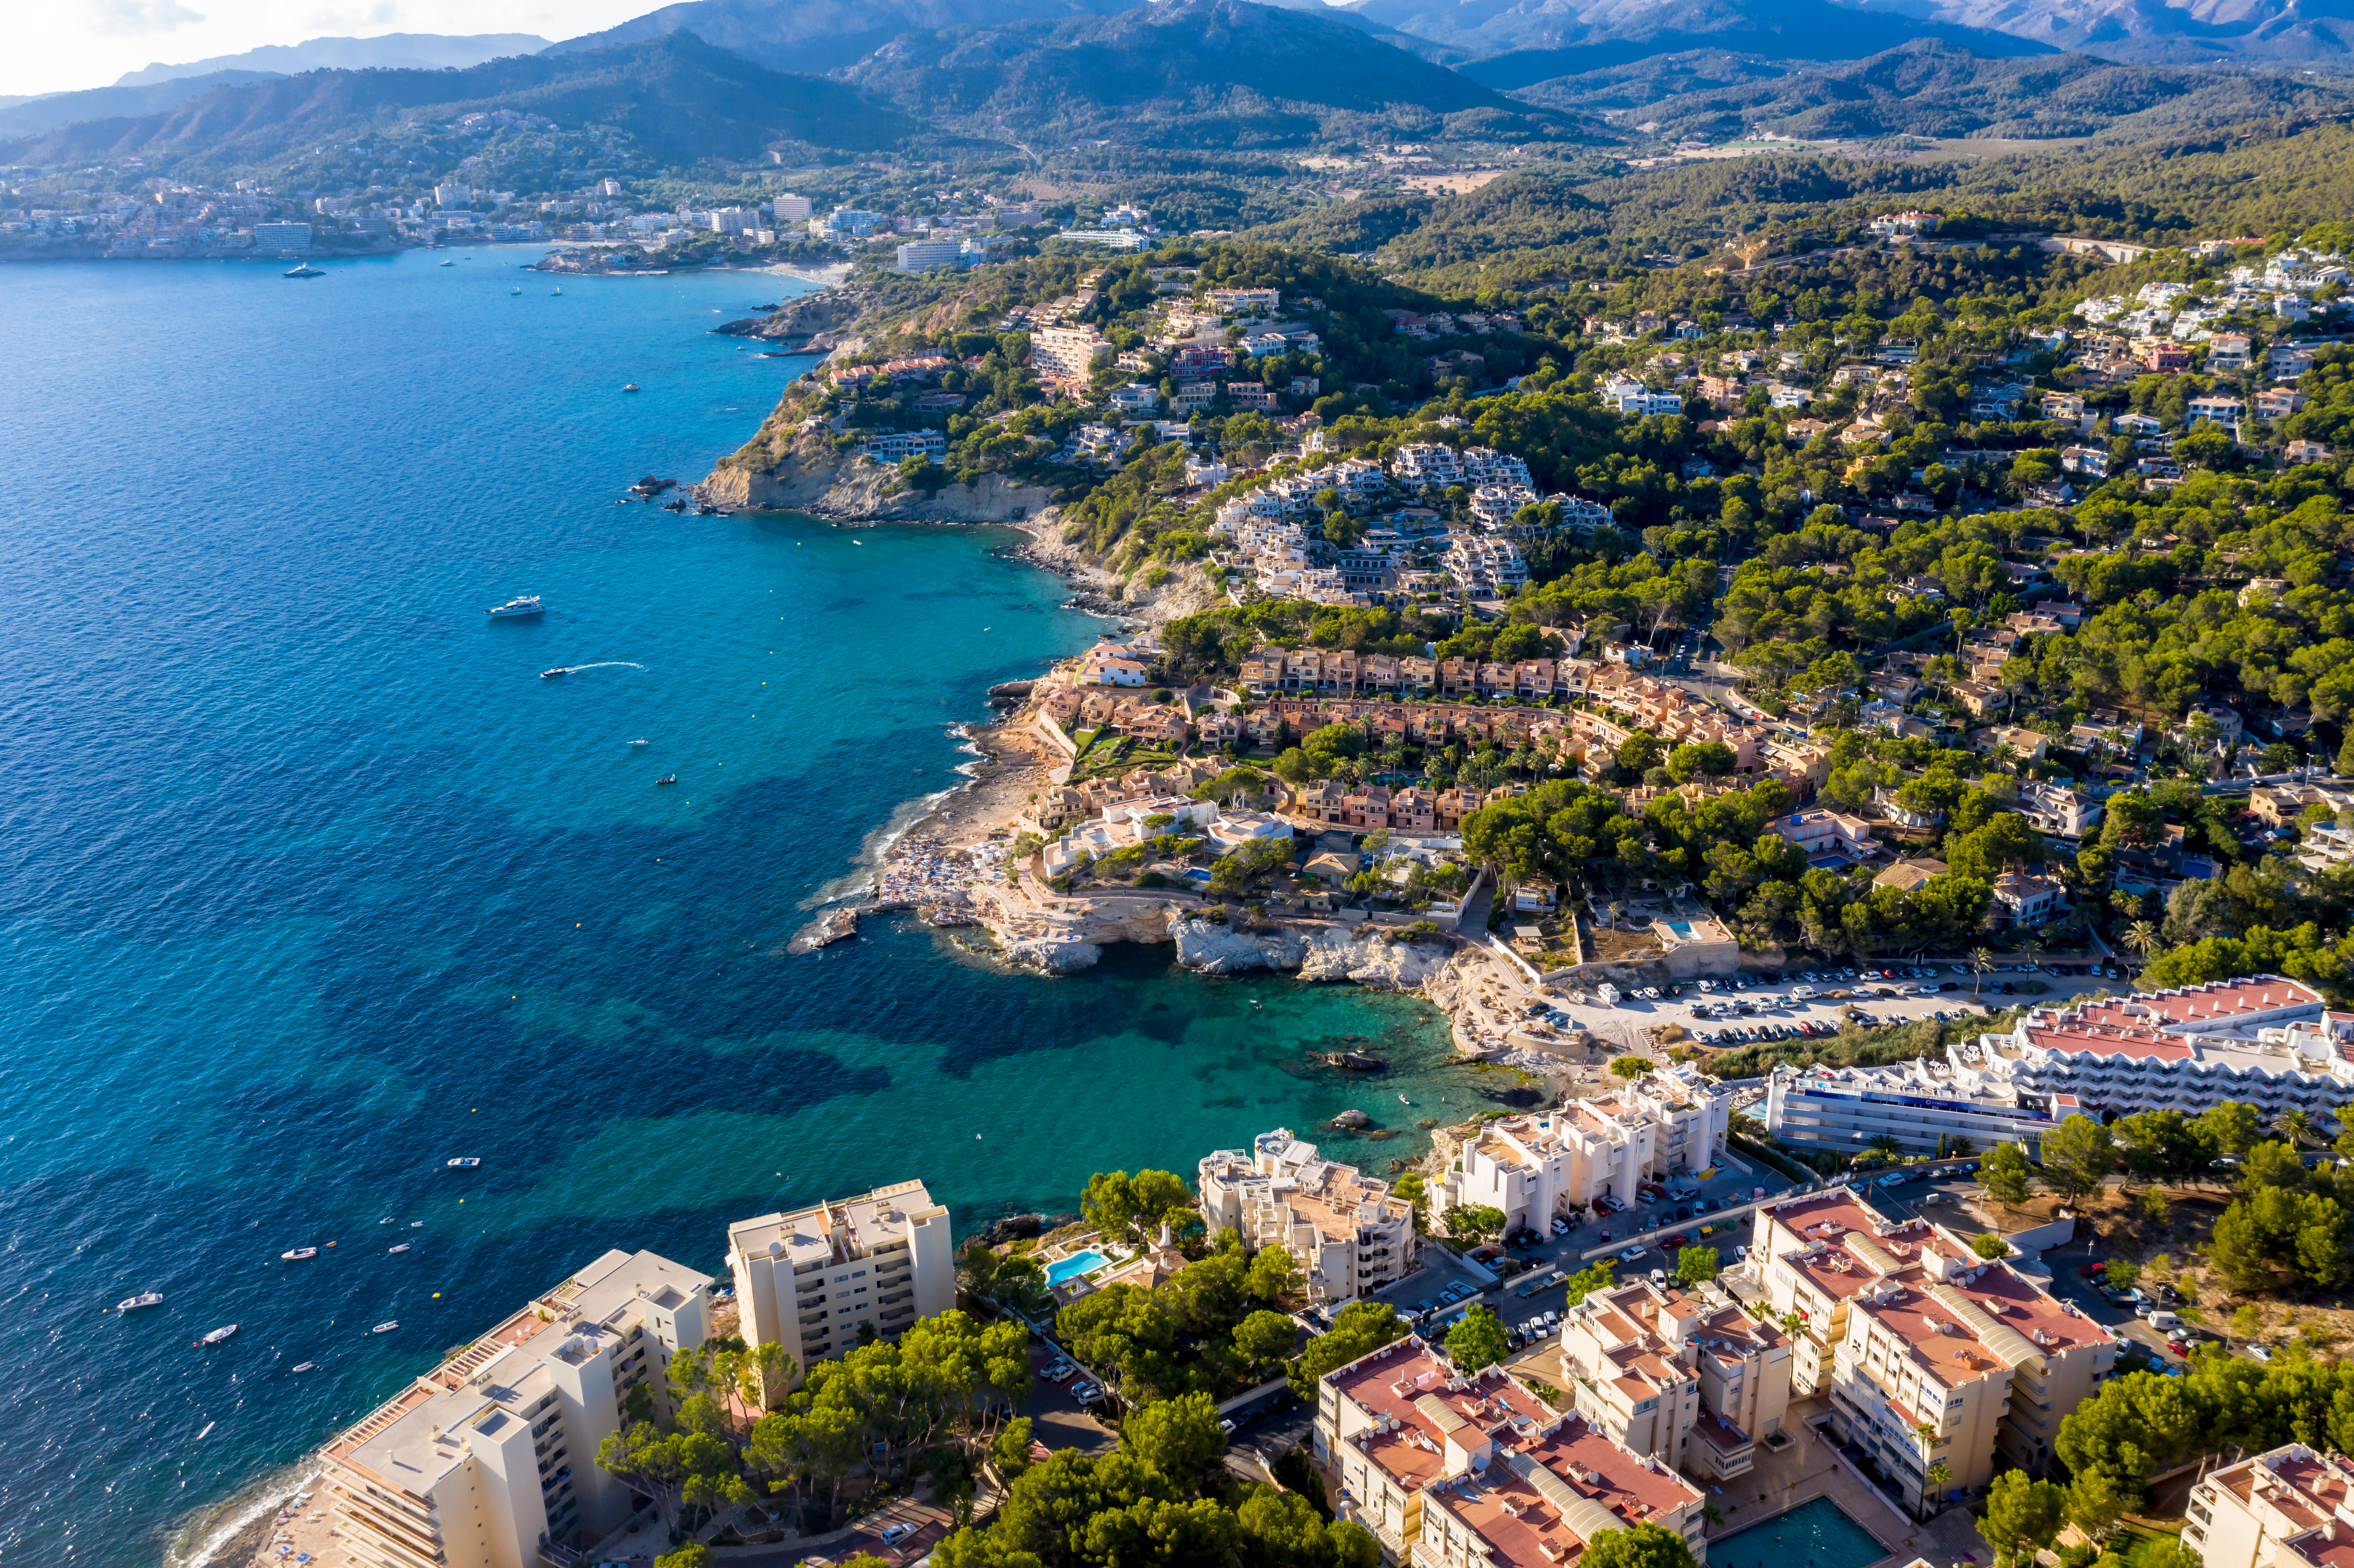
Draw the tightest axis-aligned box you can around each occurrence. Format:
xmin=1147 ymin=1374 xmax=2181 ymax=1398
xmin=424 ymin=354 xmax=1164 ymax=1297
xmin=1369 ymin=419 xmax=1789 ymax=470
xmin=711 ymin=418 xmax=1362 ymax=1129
xmin=0 ymin=248 xmax=1514 ymax=1566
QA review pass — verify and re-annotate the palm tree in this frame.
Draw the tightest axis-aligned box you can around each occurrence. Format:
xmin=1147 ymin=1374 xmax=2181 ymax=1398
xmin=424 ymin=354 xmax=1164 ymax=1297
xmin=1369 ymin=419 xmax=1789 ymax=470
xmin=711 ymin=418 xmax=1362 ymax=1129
xmin=1971 ymin=945 xmax=1994 ymax=997
xmin=2278 ymin=1108 xmax=2318 ymax=1151
xmin=2124 ymin=920 xmax=2158 ymax=959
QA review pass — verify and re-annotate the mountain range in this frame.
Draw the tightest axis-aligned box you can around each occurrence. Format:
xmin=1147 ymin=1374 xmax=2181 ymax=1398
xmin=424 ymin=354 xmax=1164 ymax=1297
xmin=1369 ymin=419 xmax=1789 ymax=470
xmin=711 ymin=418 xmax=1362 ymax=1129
xmin=0 ymin=33 xmax=912 ymax=170
xmin=12 ymin=0 xmax=2354 ymax=174
xmin=114 ymin=33 xmax=551 ymax=87
xmin=1508 ymin=36 xmax=2354 ymax=140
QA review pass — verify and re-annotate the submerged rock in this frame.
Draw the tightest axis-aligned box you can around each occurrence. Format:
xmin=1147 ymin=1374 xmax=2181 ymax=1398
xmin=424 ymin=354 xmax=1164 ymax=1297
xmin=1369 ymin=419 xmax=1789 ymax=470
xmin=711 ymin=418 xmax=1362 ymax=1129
xmin=1330 ymin=1108 xmax=1372 ymax=1129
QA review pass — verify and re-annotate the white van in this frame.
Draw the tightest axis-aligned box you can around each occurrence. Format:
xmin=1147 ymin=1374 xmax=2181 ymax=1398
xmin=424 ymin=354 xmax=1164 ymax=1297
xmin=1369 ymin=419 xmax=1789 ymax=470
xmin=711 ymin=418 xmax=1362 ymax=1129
xmin=2147 ymin=1310 xmax=2183 ymax=1333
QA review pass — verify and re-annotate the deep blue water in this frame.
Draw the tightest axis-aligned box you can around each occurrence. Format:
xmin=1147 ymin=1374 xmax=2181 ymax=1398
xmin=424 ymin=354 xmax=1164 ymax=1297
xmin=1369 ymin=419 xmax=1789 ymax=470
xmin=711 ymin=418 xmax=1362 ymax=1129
xmin=0 ymin=249 xmax=1495 ymax=1566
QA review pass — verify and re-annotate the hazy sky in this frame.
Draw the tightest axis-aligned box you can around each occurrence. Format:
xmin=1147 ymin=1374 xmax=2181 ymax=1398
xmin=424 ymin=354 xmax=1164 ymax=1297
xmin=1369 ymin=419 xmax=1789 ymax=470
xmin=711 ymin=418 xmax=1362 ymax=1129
xmin=8 ymin=0 xmax=652 ymax=98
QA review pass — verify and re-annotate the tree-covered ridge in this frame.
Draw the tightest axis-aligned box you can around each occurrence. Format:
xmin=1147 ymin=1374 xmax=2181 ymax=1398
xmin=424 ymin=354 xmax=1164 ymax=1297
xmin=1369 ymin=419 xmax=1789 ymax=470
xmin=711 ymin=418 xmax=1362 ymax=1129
xmin=841 ymin=0 xmax=1591 ymax=151
xmin=0 ymin=33 xmax=920 ymax=173
xmin=1513 ymin=40 xmax=2354 ymax=146
xmin=1245 ymin=117 xmax=2354 ymax=285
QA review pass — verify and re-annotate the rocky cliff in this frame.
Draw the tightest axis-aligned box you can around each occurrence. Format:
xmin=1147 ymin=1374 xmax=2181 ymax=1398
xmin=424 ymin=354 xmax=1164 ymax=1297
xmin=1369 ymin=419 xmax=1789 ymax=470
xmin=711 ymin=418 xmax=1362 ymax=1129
xmin=1169 ymin=918 xmax=1451 ymax=989
xmin=702 ymin=448 xmax=1058 ymax=524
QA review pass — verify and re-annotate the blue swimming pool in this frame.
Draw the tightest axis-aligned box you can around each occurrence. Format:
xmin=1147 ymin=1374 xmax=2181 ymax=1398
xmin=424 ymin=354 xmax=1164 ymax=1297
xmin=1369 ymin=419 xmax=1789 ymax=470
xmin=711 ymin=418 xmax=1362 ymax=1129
xmin=1709 ymin=1496 xmax=1889 ymax=1568
xmin=1046 ymin=1250 xmax=1112 ymax=1286
xmin=1666 ymin=921 xmax=1694 ymax=938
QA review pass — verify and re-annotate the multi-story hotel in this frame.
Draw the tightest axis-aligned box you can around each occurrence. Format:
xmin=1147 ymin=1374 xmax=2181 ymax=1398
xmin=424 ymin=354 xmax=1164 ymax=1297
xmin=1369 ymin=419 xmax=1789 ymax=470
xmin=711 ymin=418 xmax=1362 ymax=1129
xmin=320 ymin=1248 xmax=712 ymax=1568
xmin=728 ymin=1179 xmax=957 ymax=1386
xmin=1751 ymin=1191 xmax=2117 ymax=1515
xmin=1198 ymin=1129 xmax=1417 ymax=1305
xmin=1556 ymin=1279 xmax=1792 ymax=1481
xmin=2185 ymin=1443 xmax=2354 ymax=1568
xmin=1951 ymin=976 xmax=2354 ymax=1125
xmin=1763 ymin=1063 xmax=2062 ymax=1155
xmin=1435 ymin=1066 xmax=1731 ymax=1228
xmin=1315 ymin=1333 xmax=1707 ymax=1568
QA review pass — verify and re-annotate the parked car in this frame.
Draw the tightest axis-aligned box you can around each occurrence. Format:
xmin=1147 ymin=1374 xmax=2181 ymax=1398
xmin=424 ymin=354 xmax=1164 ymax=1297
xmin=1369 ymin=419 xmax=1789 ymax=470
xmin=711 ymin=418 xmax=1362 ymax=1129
xmin=881 ymin=1524 xmax=918 ymax=1547
xmin=1618 ymin=1245 xmax=1646 ymax=1263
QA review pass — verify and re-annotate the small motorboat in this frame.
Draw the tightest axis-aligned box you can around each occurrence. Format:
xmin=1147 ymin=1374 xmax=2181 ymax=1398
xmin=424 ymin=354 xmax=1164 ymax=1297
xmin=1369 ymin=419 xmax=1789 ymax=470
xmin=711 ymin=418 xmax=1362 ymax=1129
xmin=655 ymin=775 xmax=677 ymax=786
xmin=438 ymin=259 xmax=455 ymax=267
xmin=283 ymin=263 xmax=325 ymax=279
xmin=540 ymin=668 xmax=567 ymax=680
xmin=622 ymin=383 xmax=640 ymax=393
xmin=551 ymin=286 xmax=563 ymax=295
xmin=290 ymin=1363 xmax=315 ymax=1374
xmin=446 ymin=1157 xmax=480 ymax=1168
xmin=410 ymin=1220 xmax=423 ymax=1228
xmin=511 ymin=286 xmax=522 ymax=295
xmin=378 ymin=1217 xmax=393 ymax=1225
xmin=281 ymin=1248 xmax=318 ymax=1261
xmin=371 ymin=1321 xmax=398 ymax=1334
xmin=1398 ymin=1094 xmax=1411 ymax=1104
xmin=387 ymin=1243 xmax=410 ymax=1254
xmin=118 ymin=1291 xmax=164 ymax=1311
xmin=629 ymin=738 xmax=649 ymax=747
xmin=195 ymin=1325 xmax=239 ymax=1347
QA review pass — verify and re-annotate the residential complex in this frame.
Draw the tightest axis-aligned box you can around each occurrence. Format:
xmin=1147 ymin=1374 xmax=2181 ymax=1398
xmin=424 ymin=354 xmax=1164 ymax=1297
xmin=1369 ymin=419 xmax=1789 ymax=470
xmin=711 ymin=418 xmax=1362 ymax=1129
xmin=2185 ymin=1443 xmax=2354 ymax=1568
xmin=1557 ymin=1278 xmax=1793 ymax=1480
xmin=1434 ymin=1066 xmax=1732 ymax=1229
xmin=320 ymin=1248 xmax=712 ymax=1568
xmin=1752 ymin=1191 xmax=2117 ymax=1513
xmin=1198 ymin=1129 xmax=1417 ymax=1304
xmin=1952 ymin=976 xmax=2353 ymax=1124
xmin=728 ymin=1179 xmax=958 ymax=1387
xmin=1314 ymin=1333 xmax=1708 ymax=1568
xmin=1769 ymin=975 xmax=2354 ymax=1148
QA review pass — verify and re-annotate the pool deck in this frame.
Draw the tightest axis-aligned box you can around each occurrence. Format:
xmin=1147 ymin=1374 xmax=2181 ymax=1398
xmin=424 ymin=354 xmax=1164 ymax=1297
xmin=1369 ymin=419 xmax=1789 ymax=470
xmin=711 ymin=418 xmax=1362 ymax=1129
xmin=1703 ymin=1397 xmax=1988 ymax=1568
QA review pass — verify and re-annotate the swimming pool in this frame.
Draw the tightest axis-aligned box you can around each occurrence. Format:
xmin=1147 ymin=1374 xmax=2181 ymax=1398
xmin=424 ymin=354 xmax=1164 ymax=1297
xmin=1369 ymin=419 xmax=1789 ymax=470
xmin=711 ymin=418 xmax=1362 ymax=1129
xmin=1666 ymin=920 xmax=1694 ymax=938
xmin=1046 ymin=1250 xmax=1113 ymax=1286
xmin=1708 ymin=1496 xmax=1889 ymax=1568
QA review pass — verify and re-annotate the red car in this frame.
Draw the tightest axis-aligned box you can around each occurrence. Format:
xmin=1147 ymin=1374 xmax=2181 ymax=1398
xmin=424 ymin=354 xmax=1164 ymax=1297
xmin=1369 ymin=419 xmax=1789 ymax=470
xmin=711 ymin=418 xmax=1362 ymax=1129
xmin=2079 ymin=1262 xmax=2107 ymax=1278
xmin=1662 ymin=1233 xmax=1693 ymax=1251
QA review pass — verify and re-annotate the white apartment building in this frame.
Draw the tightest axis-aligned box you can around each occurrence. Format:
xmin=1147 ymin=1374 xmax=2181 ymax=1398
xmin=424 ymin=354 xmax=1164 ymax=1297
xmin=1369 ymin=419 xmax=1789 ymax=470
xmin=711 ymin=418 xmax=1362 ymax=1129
xmin=1394 ymin=442 xmax=1464 ymax=489
xmin=894 ymin=237 xmax=961 ymax=271
xmin=1557 ymin=1279 xmax=1791 ymax=1481
xmin=1442 ymin=536 xmax=1528 ymax=595
xmin=1029 ymin=324 xmax=1112 ymax=385
xmin=729 ymin=1179 xmax=956 ymax=1385
xmin=1314 ymin=1334 xmax=1707 ymax=1568
xmin=1752 ymin=1192 xmax=2117 ymax=1514
xmin=320 ymin=1248 xmax=711 ymax=1568
xmin=1198 ymin=1129 xmax=1416 ymax=1304
xmin=2185 ymin=1444 xmax=2354 ymax=1568
xmin=1949 ymin=976 xmax=2354 ymax=1126
xmin=1469 ymin=483 xmax=1540 ymax=529
xmin=1435 ymin=1068 xmax=1731 ymax=1226
xmin=1764 ymin=1062 xmax=2060 ymax=1155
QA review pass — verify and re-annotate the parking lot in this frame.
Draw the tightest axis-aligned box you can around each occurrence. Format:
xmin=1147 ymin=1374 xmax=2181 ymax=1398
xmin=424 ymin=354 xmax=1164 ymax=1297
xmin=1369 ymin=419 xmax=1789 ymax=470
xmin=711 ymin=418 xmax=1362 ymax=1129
xmin=1521 ymin=961 xmax=2130 ymax=1054
xmin=1022 ymin=1345 xmax=1117 ymax=1455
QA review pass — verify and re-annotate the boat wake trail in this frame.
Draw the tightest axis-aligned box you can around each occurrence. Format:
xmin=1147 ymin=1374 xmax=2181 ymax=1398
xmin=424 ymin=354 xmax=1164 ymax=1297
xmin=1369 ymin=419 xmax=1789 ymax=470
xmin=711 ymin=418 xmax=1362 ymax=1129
xmin=548 ymin=661 xmax=645 ymax=675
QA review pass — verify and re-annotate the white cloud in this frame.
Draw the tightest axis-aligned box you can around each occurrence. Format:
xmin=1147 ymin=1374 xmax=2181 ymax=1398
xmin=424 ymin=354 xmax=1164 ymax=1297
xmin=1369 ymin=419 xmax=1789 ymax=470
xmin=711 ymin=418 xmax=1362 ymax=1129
xmin=81 ymin=0 xmax=209 ymax=33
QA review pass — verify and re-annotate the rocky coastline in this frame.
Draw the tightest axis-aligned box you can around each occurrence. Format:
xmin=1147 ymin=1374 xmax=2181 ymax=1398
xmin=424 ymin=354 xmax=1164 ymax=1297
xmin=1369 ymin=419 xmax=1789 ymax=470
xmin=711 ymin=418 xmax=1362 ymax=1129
xmin=690 ymin=310 xmax=1568 ymax=1087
